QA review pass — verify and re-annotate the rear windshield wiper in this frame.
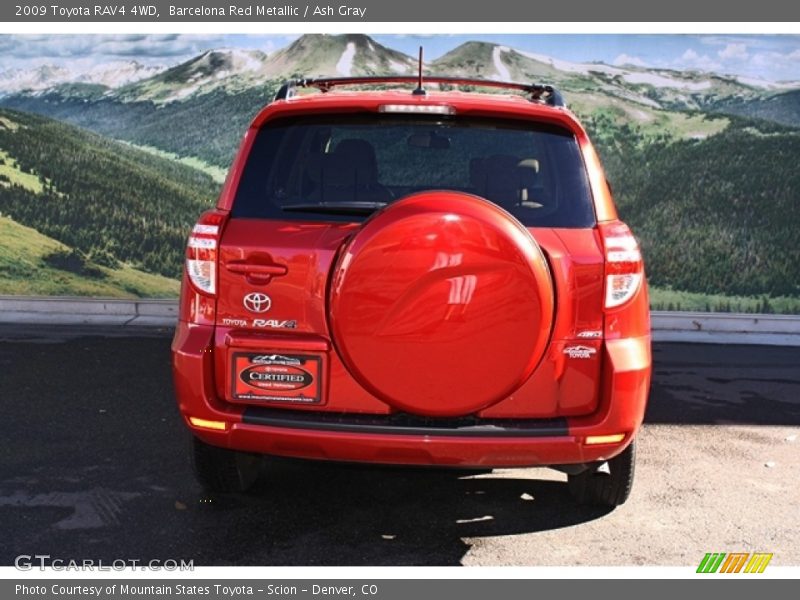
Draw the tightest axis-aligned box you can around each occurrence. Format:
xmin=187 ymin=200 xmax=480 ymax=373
xmin=280 ymin=201 xmax=388 ymax=216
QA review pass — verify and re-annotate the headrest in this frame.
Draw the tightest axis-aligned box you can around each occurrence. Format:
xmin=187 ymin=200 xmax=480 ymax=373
xmin=471 ymin=155 xmax=540 ymax=203
xmin=304 ymin=139 xmax=380 ymax=187
xmin=332 ymin=139 xmax=379 ymax=182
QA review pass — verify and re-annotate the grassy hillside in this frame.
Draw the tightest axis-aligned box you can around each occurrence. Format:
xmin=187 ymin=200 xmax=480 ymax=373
xmin=0 ymin=149 xmax=50 ymax=193
xmin=0 ymin=108 xmax=219 ymax=283
xmin=121 ymin=142 xmax=228 ymax=183
xmin=0 ymin=215 xmax=178 ymax=297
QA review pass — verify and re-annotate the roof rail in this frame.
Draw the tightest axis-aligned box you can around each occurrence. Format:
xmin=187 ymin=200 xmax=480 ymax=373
xmin=273 ymin=76 xmax=566 ymax=107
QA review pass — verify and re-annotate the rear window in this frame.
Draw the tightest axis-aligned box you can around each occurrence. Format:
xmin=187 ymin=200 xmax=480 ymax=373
xmin=232 ymin=114 xmax=595 ymax=227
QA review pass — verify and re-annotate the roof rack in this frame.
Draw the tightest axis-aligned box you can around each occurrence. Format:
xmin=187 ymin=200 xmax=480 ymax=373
xmin=273 ymin=76 xmax=566 ymax=107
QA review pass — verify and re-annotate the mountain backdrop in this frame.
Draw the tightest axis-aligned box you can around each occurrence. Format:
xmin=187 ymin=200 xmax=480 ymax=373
xmin=1 ymin=34 xmax=799 ymax=310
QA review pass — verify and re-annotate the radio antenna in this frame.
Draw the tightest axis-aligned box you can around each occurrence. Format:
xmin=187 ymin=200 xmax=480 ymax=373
xmin=412 ymin=46 xmax=426 ymax=96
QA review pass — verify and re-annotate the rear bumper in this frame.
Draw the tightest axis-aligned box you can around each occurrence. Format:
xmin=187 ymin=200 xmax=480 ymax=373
xmin=228 ymin=424 xmax=593 ymax=467
xmin=172 ymin=321 xmax=651 ymax=468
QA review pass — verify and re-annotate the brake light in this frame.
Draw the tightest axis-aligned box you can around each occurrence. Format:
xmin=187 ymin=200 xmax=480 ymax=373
xmin=379 ymin=104 xmax=456 ymax=115
xmin=600 ymin=222 xmax=643 ymax=309
xmin=186 ymin=210 xmax=226 ymax=296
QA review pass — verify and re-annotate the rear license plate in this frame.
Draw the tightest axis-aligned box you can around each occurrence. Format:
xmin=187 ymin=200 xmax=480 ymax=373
xmin=231 ymin=352 xmax=322 ymax=404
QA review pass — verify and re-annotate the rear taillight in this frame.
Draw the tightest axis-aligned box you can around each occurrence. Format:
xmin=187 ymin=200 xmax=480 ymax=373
xmin=186 ymin=210 xmax=226 ymax=296
xmin=600 ymin=221 xmax=643 ymax=309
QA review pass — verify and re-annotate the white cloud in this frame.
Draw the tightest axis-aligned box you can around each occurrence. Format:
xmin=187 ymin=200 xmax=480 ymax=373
xmin=692 ymin=35 xmax=800 ymax=80
xmin=0 ymin=34 xmax=298 ymax=73
xmin=749 ymin=49 xmax=800 ymax=78
xmin=718 ymin=43 xmax=749 ymax=61
xmin=613 ymin=53 xmax=647 ymax=67
xmin=664 ymin=44 xmax=800 ymax=82
xmin=674 ymin=48 xmax=722 ymax=72
xmin=0 ymin=34 xmax=229 ymax=68
xmin=698 ymin=35 xmax=774 ymax=51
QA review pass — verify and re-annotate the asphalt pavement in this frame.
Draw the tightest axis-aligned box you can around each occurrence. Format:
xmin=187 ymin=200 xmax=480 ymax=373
xmin=0 ymin=324 xmax=798 ymax=567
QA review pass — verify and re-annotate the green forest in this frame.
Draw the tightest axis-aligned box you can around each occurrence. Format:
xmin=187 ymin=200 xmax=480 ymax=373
xmin=0 ymin=108 xmax=218 ymax=280
xmin=584 ymin=114 xmax=800 ymax=300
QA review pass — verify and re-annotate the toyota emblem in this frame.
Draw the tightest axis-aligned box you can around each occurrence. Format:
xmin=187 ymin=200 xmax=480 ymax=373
xmin=243 ymin=292 xmax=271 ymax=313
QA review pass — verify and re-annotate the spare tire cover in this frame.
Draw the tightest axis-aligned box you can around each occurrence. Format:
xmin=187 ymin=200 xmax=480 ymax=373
xmin=329 ymin=191 xmax=554 ymax=417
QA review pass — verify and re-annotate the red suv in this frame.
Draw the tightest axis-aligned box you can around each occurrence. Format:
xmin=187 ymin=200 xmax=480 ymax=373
xmin=172 ymin=76 xmax=651 ymax=507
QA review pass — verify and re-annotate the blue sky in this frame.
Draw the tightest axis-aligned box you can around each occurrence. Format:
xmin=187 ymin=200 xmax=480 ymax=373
xmin=2 ymin=34 xmax=800 ymax=81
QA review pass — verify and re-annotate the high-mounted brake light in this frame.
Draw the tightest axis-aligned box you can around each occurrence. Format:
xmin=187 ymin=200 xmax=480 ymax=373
xmin=186 ymin=211 xmax=226 ymax=296
xmin=600 ymin=222 xmax=643 ymax=309
xmin=378 ymin=104 xmax=456 ymax=115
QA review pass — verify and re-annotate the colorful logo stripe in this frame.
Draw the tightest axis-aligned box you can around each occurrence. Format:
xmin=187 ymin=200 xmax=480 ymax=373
xmin=697 ymin=553 xmax=773 ymax=573
xmin=744 ymin=553 xmax=773 ymax=573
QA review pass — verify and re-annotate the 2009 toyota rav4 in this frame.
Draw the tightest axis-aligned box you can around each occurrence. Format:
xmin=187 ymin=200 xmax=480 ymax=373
xmin=172 ymin=75 xmax=651 ymax=507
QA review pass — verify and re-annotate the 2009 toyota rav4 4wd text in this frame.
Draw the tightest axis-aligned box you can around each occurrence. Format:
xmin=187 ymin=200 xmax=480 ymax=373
xmin=172 ymin=74 xmax=651 ymax=507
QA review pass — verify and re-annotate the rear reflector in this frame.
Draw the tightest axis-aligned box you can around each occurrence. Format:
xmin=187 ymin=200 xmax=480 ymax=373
xmin=189 ymin=417 xmax=229 ymax=431
xmin=600 ymin=222 xmax=644 ymax=309
xmin=379 ymin=104 xmax=456 ymax=115
xmin=186 ymin=259 xmax=215 ymax=294
xmin=606 ymin=273 xmax=642 ymax=308
xmin=585 ymin=434 xmax=626 ymax=445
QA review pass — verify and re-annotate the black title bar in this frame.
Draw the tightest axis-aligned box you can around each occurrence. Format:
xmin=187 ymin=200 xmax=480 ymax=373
xmin=3 ymin=0 xmax=800 ymax=22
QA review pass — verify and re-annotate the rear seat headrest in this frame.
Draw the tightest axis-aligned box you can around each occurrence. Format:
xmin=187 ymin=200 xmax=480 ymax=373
xmin=304 ymin=138 xmax=381 ymax=187
xmin=471 ymin=155 xmax=540 ymax=202
xmin=331 ymin=139 xmax=379 ymax=184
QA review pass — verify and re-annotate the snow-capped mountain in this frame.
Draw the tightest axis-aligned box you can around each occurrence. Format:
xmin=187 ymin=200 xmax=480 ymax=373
xmin=0 ymin=61 xmax=164 ymax=95
xmin=115 ymin=35 xmax=416 ymax=103
xmin=3 ymin=34 xmax=799 ymax=129
xmin=261 ymin=34 xmax=415 ymax=79
xmin=77 ymin=61 xmax=165 ymax=88
xmin=113 ymin=49 xmax=268 ymax=102
xmin=428 ymin=41 xmax=782 ymax=111
xmin=5 ymin=34 xmax=798 ymax=109
xmin=0 ymin=64 xmax=74 ymax=93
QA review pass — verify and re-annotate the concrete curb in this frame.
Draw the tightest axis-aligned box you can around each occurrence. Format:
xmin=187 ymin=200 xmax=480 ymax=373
xmin=1 ymin=296 xmax=799 ymax=345
xmin=649 ymin=311 xmax=800 ymax=346
xmin=0 ymin=296 xmax=176 ymax=328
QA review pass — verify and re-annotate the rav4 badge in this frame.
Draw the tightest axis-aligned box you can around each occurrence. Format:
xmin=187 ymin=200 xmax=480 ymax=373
xmin=253 ymin=319 xmax=298 ymax=329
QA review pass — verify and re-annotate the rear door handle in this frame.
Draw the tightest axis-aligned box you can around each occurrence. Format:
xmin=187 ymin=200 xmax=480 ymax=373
xmin=225 ymin=262 xmax=287 ymax=284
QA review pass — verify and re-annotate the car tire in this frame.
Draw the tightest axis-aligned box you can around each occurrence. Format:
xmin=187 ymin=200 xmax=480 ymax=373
xmin=567 ymin=440 xmax=636 ymax=507
xmin=192 ymin=436 xmax=262 ymax=493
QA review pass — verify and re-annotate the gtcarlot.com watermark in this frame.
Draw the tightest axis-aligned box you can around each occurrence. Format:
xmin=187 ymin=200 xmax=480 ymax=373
xmin=15 ymin=554 xmax=194 ymax=571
